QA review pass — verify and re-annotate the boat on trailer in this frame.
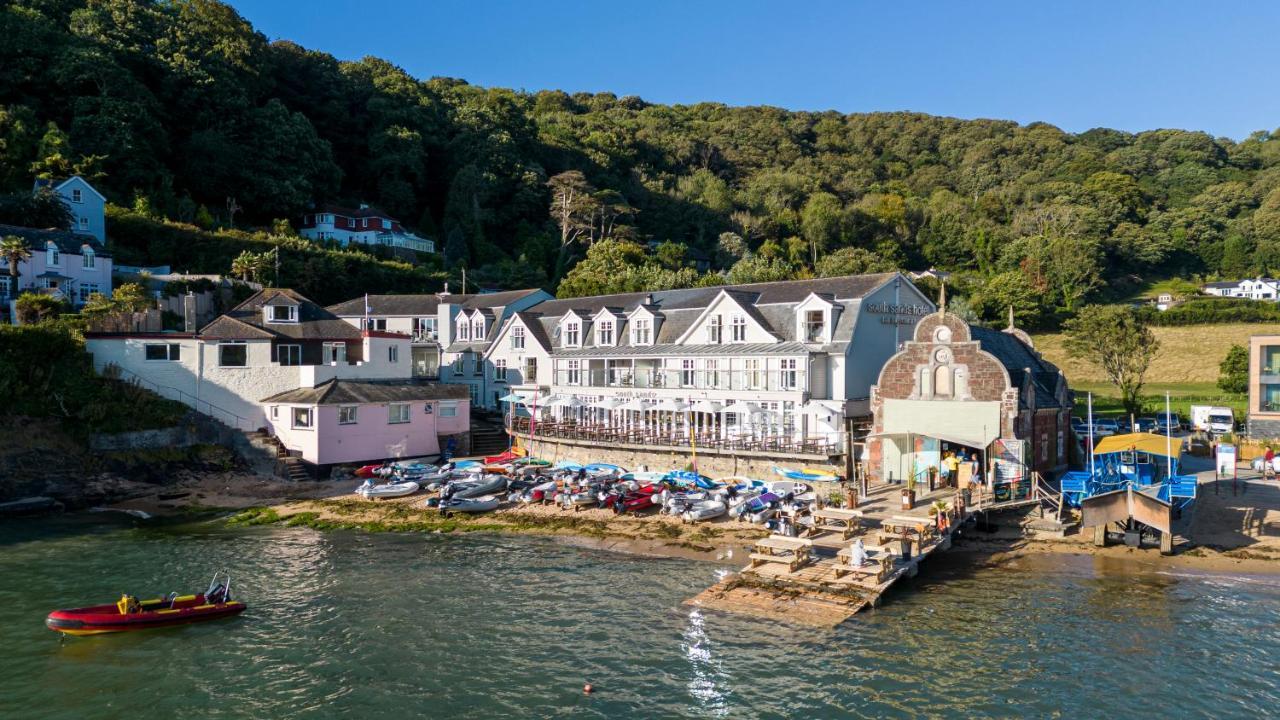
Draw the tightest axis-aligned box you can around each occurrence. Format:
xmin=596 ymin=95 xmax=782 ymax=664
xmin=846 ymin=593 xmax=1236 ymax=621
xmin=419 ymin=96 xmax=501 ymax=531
xmin=46 ymin=571 xmax=245 ymax=637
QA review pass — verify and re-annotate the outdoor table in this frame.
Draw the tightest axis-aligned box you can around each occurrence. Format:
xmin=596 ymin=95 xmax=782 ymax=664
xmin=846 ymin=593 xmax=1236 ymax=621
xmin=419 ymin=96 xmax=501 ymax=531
xmin=833 ymin=542 xmax=893 ymax=582
xmin=809 ymin=507 xmax=863 ymax=539
xmin=749 ymin=535 xmax=813 ymax=573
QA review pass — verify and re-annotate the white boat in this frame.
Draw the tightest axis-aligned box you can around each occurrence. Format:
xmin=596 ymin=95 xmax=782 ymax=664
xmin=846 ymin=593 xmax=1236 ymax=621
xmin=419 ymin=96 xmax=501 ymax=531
xmin=682 ymin=499 xmax=727 ymax=523
xmin=767 ymin=480 xmax=813 ymax=498
xmin=447 ymin=475 xmax=508 ymax=499
xmin=356 ymin=480 xmax=420 ymax=499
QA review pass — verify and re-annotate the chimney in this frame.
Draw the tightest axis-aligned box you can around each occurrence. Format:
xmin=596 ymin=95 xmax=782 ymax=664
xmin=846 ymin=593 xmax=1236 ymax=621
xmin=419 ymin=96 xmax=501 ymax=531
xmin=183 ymin=292 xmax=197 ymax=333
xmin=441 ymin=282 xmax=450 ymax=296
xmin=644 ymin=293 xmax=653 ymax=306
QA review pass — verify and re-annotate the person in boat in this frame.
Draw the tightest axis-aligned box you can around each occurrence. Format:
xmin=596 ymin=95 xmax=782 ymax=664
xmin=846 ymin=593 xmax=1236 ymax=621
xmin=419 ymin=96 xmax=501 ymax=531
xmin=116 ymin=594 xmax=141 ymax=615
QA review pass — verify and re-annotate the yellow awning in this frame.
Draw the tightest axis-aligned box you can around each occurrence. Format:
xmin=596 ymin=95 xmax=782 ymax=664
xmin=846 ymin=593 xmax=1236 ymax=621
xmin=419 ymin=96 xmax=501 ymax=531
xmin=1092 ymin=432 xmax=1182 ymax=459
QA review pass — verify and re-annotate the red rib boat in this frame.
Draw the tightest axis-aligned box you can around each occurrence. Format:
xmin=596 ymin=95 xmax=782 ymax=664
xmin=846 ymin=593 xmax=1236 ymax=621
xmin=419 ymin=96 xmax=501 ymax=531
xmin=46 ymin=571 xmax=245 ymax=637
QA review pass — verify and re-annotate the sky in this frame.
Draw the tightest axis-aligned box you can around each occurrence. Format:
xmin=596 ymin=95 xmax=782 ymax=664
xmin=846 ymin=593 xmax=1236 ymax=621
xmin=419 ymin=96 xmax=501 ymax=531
xmin=229 ymin=0 xmax=1279 ymax=140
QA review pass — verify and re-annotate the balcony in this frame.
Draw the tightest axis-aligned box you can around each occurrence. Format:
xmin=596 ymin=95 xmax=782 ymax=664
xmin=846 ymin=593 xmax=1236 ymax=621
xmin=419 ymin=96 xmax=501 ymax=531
xmin=507 ymin=416 xmax=843 ymax=457
xmin=553 ymin=367 xmax=805 ymax=393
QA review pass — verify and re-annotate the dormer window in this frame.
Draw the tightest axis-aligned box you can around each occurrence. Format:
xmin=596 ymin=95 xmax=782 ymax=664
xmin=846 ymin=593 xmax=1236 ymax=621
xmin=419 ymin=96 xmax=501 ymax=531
xmin=457 ymin=317 xmax=471 ymax=341
xmin=46 ymin=242 xmax=60 ymax=266
xmin=706 ymin=315 xmax=722 ymax=344
xmin=597 ymin=320 xmax=613 ymax=346
xmin=82 ymin=247 xmax=95 ymax=269
xmin=564 ymin=321 xmax=580 ymax=347
xmin=267 ymin=304 xmax=298 ymax=323
xmin=730 ymin=315 xmax=746 ymax=342
xmin=631 ymin=318 xmax=652 ymax=345
xmin=805 ymin=310 xmax=824 ymax=342
xmin=471 ymin=319 xmax=484 ymax=339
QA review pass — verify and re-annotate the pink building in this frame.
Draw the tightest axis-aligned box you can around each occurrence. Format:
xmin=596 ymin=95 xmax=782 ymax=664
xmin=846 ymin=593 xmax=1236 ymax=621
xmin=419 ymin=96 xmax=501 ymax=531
xmin=263 ymin=379 xmax=470 ymax=465
xmin=0 ymin=224 xmax=113 ymax=308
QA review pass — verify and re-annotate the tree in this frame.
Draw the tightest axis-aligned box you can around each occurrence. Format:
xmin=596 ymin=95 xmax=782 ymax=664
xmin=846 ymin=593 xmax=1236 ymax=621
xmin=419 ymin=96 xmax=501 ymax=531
xmin=546 ymin=170 xmax=598 ymax=278
xmin=230 ymin=250 xmax=269 ymax=282
xmin=1064 ymin=305 xmax=1160 ymax=416
xmin=800 ymin=192 xmax=843 ymax=267
xmin=15 ymin=292 xmax=66 ymax=324
xmin=655 ymin=241 xmax=688 ymax=270
xmin=0 ymin=190 xmax=73 ymax=230
xmin=727 ymin=255 xmax=795 ymax=284
xmin=1 ymin=235 xmax=31 ymax=300
xmin=1217 ymin=344 xmax=1248 ymax=395
xmin=815 ymin=247 xmax=895 ymax=277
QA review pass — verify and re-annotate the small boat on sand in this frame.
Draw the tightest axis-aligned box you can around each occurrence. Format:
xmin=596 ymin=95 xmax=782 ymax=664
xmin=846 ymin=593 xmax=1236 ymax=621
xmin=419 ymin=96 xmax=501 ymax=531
xmin=446 ymin=475 xmax=508 ymax=499
xmin=681 ymin=499 xmax=728 ymax=523
xmin=46 ymin=571 xmax=245 ymax=637
xmin=437 ymin=494 xmax=502 ymax=515
xmin=356 ymin=480 xmax=421 ymax=499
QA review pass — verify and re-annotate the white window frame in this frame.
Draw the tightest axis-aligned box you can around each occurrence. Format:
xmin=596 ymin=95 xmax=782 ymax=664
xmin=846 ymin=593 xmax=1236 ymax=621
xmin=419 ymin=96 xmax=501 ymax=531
xmin=71 ymin=188 xmax=83 ymax=203
xmin=270 ymin=406 xmax=279 ymax=420
xmin=368 ymin=318 xmax=387 ymax=332
xmin=339 ymin=406 xmax=358 ymax=425
xmin=414 ymin=317 xmax=437 ymax=340
xmin=566 ymin=359 xmax=581 ymax=385
xmin=746 ymin=358 xmax=764 ymax=389
xmin=440 ymin=402 xmax=459 ymax=418
xmin=597 ymin=321 xmax=613 ymax=346
xmin=780 ymin=358 xmax=798 ymax=389
xmin=631 ymin=318 xmax=652 ymax=345
xmin=291 ymin=407 xmax=314 ymax=429
xmin=46 ymin=242 xmax=60 ymax=267
xmin=523 ymin=357 xmax=538 ymax=382
xmin=804 ymin=310 xmax=825 ymax=343
xmin=730 ymin=315 xmax=746 ymax=343
xmin=82 ymin=248 xmax=95 ymax=269
xmin=388 ymin=403 xmax=411 ymax=424
xmin=704 ymin=359 xmax=721 ymax=388
xmin=218 ymin=342 xmax=248 ymax=368
xmin=277 ymin=344 xmax=302 ymax=366
xmin=563 ymin=321 xmax=580 ymax=347
xmin=681 ymin=359 xmax=696 ymax=387
xmin=388 ymin=345 xmax=399 ymax=363
xmin=706 ymin=315 xmax=722 ymax=344
xmin=511 ymin=325 xmax=525 ymax=349
xmin=494 ymin=358 xmax=507 ymax=382
xmin=78 ymin=217 xmax=89 ymax=232
xmin=457 ymin=318 xmax=471 ymax=341
xmin=78 ymin=282 xmax=98 ymax=304
xmin=267 ymin=305 xmax=299 ymax=324
xmin=325 ymin=342 xmax=347 ymax=364
xmin=472 ymin=319 xmax=484 ymax=339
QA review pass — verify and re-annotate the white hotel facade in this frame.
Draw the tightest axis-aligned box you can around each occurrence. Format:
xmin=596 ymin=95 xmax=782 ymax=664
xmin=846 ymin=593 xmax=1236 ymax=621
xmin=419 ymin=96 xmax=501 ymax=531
xmin=481 ymin=273 xmax=934 ymax=452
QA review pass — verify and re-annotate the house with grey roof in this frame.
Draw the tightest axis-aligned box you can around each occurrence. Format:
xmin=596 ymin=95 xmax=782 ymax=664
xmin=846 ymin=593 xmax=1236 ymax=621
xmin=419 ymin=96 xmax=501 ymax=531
xmin=0 ymin=224 xmax=112 ymax=310
xmin=327 ymin=287 xmax=551 ymax=400
xmin=484 ymin=272 xmax=934 ymax=455
xmin=84 ymin=288 xmax=472 ymax=474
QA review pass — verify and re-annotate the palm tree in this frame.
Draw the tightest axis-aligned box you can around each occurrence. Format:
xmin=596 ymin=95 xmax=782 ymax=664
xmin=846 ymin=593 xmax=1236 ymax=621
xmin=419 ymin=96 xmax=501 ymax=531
xmin=1 ymin=235 xmax=32 ymax=301
xmin=230 ymin=250 xmax=256 ymax=282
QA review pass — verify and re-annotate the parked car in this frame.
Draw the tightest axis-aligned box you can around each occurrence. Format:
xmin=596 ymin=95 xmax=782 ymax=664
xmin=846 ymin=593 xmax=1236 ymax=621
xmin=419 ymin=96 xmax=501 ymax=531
xmin=1155 ymin=412 xmax=1183 ymax=433
xmin=1092 ymin=419 xmax=1119 ymax=437
xmin=1114 ymin=417 xmax=1133 ymax=433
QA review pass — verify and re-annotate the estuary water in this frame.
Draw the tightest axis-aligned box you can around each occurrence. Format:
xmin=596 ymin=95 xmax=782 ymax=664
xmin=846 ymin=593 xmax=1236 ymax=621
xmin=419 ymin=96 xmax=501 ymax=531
xmin=1 ymin=514 xmax=1278 ymax=719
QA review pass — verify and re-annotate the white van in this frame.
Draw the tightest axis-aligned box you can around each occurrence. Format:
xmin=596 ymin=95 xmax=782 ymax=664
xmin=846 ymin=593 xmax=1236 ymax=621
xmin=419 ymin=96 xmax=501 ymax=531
xmin=1190 ymin=405 xmax=1234 ymax=435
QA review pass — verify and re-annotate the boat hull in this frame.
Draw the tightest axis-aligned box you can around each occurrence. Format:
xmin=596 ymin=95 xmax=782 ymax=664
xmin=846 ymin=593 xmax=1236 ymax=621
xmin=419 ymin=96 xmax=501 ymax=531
xmin=46 ymin=594 xmax=246 ymax=636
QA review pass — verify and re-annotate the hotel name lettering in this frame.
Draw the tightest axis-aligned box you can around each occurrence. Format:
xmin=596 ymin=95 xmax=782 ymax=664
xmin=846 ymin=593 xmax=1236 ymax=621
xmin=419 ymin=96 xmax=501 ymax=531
xmin=865 ymin=302 xmax=930 ymax=325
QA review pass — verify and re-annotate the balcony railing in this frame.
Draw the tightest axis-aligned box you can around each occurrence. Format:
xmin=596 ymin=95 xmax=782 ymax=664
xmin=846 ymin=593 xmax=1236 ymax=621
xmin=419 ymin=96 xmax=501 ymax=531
xmin=552 ymin=368 xmax=805 ymax=393
xmin=507 ymin=416 xmax=843 ymax=456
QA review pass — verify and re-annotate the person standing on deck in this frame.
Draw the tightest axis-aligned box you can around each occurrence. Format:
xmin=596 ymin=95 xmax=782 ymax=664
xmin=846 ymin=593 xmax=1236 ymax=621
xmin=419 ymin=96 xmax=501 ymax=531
xmin=1266 ymin=447 xmax=1276 ymax=480
xmin=942 ymin=452 xmax=959 ymax=488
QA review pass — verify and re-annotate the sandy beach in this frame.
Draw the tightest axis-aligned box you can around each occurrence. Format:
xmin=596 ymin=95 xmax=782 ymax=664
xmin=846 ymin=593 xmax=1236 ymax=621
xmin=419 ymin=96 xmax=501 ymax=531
xmin=96 ymin=460 xmax=1280 ymax=575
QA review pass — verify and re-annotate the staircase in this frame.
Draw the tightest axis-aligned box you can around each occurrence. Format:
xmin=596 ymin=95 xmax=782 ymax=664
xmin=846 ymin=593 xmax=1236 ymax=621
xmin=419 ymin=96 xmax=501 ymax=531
xmin=245 ymin=430 xmax=312 ymax=481
xmin=469 ymin=418 xmax=510 ymax=457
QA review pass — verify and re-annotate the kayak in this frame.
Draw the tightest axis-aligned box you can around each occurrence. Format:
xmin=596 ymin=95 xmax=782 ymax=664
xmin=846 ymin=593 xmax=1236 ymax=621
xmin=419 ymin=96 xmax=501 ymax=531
xmin=46 ymin=571 xmax=244 ymax=637
xmin=483 ymin=449 xmax=523 ymax=465
xmin=773 ymin=466 xmax=838 ymax=482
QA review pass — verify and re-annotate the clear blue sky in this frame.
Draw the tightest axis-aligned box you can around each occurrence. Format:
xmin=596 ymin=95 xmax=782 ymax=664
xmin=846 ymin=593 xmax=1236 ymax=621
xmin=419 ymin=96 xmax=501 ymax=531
xmin=229 ymin=0 xmax=1278 ymax=140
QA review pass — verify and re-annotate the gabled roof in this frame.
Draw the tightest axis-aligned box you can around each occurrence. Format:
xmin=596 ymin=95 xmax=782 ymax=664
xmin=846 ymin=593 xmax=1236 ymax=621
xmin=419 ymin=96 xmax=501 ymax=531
xmin=34 ymin=176 xmax=106 ymax=202
xmin=203 ymin=288 xmax=364 ymax=341
xmin=457 ymin=288 xmax=547 ymax=309
xmin=261 ymin=379 xmax=469 ymax=405
xmin=316 ymin=204 xmax=399 ymax=222
xmin=0 ymin=224 xmax=110 ymax=257
xmin=328 ymin=294 xmax=443 ymax=316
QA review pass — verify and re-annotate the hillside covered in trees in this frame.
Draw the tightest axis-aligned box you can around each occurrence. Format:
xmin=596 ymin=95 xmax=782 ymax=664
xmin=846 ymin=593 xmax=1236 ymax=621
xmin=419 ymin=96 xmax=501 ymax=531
xmin=5 ymin=1 xmax=1280 ymax=326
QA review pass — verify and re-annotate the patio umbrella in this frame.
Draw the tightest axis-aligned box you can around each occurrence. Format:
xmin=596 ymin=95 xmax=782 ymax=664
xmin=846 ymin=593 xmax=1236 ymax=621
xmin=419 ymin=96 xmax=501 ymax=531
xmin=590 ymin=397 xmax=623 ymax=409
xmin=653 ymin=398 xmax=690 ymax=412
xmin=721 ymin=400 xmax=756 ymax=414
xmin=690 ymin=400 xmax=723 ymax=413
xmin=497 ymin=392 xmax=528 ymax=404
xmin=618 ymin=398 xmax=649 ymax=411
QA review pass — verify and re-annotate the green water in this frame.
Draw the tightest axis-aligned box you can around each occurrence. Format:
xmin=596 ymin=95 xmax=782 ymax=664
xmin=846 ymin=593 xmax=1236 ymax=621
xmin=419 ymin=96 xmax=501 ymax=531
xmin=2 ymin=515 xmax=1278 ymax=719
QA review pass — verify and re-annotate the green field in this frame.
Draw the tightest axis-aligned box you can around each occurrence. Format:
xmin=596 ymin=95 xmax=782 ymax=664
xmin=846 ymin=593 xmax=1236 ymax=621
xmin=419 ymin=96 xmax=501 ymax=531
xmin=1069 ymin=381 xmax=1245 ymax=421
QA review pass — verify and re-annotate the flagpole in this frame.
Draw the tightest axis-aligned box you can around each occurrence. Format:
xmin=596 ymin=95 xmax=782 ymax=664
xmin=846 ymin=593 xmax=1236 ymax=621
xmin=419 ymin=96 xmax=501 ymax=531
xmin=1166 ymin=391 xmax=1173 ymax=480
xmin=1088 ymin=392 xmax=1095 ymax=478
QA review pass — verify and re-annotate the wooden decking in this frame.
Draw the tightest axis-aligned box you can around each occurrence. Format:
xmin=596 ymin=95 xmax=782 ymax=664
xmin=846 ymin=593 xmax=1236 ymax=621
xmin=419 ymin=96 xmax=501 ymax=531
xmin=688 ymin=481 xmax=975 ymax=622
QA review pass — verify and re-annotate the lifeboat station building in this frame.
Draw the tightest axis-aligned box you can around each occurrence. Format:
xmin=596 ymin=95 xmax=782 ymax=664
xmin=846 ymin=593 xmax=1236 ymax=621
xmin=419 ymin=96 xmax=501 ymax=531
xmin=866 ymin=308 xmax=1072 ymax=495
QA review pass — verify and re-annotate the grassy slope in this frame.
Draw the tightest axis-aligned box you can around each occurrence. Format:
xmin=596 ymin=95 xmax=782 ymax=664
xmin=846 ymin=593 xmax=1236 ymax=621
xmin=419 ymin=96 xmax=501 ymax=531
xmin=1033 ymin=323 xmax=1277 ymax=418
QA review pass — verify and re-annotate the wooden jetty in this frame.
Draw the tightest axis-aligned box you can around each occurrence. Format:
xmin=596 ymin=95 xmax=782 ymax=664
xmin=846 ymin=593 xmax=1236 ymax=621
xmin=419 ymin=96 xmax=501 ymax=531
xmin=687 ymin=480 xmax=1055 ymax=625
